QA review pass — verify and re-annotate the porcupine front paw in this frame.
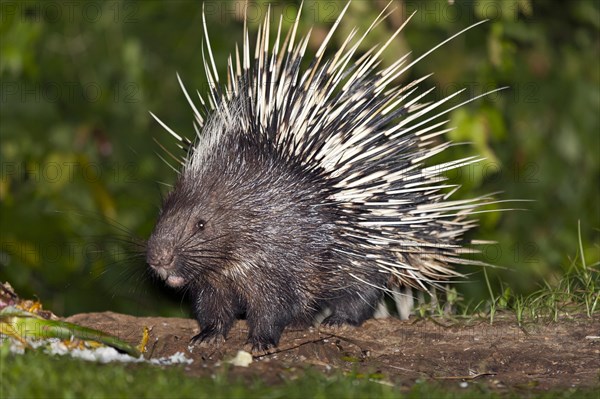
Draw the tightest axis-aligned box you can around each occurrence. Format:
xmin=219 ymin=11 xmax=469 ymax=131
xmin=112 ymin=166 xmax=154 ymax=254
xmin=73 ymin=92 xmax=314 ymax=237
xmin=190 ymin=283 xmax=239 ymax=345
xmin=190 ymin=324 xmax=227 ymax=345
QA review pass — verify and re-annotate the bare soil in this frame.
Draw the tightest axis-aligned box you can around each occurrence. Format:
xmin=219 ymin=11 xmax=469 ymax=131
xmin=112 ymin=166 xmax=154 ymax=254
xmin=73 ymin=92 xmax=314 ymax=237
xmin=65 ymin=312 xmax=600 ymax=393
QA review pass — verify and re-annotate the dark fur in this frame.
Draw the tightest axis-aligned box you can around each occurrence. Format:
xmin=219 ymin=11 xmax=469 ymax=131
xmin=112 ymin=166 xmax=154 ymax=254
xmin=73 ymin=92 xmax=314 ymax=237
xmin=147 ymin=133 xmax=387 ymax=351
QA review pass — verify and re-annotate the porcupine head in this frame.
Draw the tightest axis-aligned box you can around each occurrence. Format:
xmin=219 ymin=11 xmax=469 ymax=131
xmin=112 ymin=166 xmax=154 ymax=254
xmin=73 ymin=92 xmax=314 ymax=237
xmin=146 ymin=4 xmax=496 ymax=351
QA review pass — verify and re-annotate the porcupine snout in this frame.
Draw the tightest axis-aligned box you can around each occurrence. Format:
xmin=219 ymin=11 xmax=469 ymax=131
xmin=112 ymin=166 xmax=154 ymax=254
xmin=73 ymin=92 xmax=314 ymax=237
xmin=146 ymin=238 xmax=185 ymax=288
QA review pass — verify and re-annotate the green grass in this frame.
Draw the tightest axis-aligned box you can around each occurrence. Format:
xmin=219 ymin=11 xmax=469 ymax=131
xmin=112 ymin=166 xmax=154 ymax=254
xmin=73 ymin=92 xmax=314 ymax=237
xmin=416 ymin=222 xmax=599 ymax=326
xmin=3 ymin=349 xmax=392 ymax=399
xmin=492 ymin=222 xmax=599 ymax=326
xmin=1 ymin=349 xmax=598 ymax=399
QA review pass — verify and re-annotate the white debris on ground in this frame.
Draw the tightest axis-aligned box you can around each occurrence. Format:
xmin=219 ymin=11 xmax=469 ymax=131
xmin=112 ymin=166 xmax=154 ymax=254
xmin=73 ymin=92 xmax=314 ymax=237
xmin=150 ymin=351 xmax=193 ymax=365
xmin=227 ymin=350 xmax=253 ymax=367
xmin=44 ymin=340 xmax=145 ymax=364
xmin=1 ymin=336 xmax=193 ymax=365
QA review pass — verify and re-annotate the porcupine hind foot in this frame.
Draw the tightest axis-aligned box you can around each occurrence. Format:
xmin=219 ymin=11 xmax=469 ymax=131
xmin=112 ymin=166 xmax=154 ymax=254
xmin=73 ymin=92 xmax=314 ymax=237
xmin=321 ymin=287 xmax=384 ymax=327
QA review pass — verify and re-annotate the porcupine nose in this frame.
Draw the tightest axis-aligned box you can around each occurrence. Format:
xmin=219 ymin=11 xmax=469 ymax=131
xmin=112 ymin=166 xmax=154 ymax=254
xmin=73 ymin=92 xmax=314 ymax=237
xmin=146 ymin=248 xmax=175 ymax=269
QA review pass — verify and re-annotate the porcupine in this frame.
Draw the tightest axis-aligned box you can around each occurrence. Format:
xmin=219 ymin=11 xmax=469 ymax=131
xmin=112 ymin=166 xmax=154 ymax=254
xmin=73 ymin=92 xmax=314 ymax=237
xmin=146 ymin=3 xmax=504 ymax=351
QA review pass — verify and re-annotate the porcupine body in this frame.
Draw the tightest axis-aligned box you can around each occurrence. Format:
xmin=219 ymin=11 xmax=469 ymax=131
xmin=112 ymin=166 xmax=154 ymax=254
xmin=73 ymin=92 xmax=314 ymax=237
xmin=146 ymin=4 xmax=500 ymax=351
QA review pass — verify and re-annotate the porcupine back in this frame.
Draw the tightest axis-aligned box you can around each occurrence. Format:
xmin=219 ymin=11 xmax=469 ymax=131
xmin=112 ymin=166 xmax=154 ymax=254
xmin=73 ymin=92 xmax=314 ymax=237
xmin=147 ymin=3 xmax=505 ymax=349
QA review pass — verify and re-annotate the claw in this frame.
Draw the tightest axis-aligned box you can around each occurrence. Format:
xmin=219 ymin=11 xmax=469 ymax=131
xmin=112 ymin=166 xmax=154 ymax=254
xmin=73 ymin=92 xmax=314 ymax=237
xmin=190 ymin=325 xmax=225 ymax=345
xmin=321 ymin=315 xmax=346 ymax=327
xmin=246 ymin=335 xmax=278 ymax=353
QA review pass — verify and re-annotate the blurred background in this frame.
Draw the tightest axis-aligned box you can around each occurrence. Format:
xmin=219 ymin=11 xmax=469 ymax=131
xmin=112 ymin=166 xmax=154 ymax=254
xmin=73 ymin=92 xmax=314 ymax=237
xmin=1 ymin=0 xmax=598 ymax=317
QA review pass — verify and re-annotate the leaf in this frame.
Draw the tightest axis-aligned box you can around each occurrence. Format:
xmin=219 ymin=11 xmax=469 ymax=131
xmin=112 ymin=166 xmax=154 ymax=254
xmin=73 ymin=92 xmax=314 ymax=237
xmin=0 ymin=307 xmax=141 ymax=358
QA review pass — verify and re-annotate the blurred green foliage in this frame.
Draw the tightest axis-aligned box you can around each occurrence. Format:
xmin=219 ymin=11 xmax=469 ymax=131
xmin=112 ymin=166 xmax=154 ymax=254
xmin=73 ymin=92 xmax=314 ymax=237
xmin=0 ymin=0 xmax=598 ymax=316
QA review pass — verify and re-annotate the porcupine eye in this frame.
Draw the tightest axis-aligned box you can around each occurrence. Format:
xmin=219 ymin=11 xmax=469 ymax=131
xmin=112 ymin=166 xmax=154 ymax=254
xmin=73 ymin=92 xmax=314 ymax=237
xmin=195 ymin=219 xmax=206 ymax=232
